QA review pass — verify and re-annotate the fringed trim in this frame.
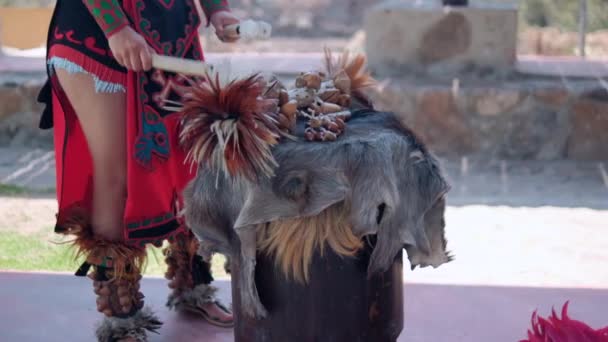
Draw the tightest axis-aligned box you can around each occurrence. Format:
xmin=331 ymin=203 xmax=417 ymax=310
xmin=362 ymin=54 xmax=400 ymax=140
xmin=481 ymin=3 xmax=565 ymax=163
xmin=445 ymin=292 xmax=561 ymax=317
xmin=56 ymin=207 xmax=147 ymax=280
xmin=48 ymin=56 xmax=126 ymax=93
xmin=95 ymin=307 xmax=162 ymax=342
xmin=47 ymin=45 xmax=127 ymax=94
xmin=166 ymin=283 xmax=219 ymax=312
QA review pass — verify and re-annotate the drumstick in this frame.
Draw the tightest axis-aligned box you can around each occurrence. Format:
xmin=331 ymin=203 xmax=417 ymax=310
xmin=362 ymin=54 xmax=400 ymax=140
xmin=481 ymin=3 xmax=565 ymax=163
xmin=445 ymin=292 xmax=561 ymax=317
xmin=152 ymin=54 xmax=214 ymax=77
xmin=223 ymin=20 xmax=272 ymax=41
xmin=151 ymin=20 xmax=271 ymax=76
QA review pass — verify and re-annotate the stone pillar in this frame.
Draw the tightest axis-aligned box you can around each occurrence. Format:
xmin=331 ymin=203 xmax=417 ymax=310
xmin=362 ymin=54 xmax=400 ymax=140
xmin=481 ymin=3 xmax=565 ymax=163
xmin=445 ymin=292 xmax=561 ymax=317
xmin=365 ymin=0 xmax=518 ymax=77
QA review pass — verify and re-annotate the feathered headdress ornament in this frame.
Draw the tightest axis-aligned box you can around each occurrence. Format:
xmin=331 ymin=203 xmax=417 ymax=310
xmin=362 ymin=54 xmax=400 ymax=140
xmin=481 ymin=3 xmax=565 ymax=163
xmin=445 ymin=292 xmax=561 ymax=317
xmin=177 ymin=73 xmax=284 ymax=181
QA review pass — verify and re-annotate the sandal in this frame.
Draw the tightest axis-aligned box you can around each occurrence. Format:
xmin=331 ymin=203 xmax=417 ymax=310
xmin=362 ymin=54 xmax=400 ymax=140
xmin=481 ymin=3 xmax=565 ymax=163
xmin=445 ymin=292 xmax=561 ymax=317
xmin=186 ymin=300 xmax=234 ymax=328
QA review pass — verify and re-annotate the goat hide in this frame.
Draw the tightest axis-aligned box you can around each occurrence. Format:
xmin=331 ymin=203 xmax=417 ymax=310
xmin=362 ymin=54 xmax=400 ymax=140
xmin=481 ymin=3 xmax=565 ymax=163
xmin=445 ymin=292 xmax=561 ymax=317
xmin=182 ymin=109 xmax=452 ymax=319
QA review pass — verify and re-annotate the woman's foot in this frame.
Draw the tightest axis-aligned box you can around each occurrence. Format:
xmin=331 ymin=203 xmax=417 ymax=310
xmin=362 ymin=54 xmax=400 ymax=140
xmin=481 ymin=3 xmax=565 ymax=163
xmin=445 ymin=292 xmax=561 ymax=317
xmin=199 ymin=301 xmax=234 ymax=327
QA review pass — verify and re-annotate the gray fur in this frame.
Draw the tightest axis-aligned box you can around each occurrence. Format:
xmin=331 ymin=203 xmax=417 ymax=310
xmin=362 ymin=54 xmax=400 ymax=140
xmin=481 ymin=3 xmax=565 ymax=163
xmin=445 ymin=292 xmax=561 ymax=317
xmin=166 ymin=284 xmax=219 ymax=312
xmin=182 ymin=110 xmax=452 ymax=319
xmin=95 ymin=307 xmax=161 ymax=342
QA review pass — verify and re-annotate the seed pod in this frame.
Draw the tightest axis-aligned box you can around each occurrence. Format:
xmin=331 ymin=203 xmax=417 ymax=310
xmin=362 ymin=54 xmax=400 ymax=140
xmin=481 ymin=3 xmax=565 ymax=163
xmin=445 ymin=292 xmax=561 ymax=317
xmin=319 ymin=102 xmax=342 ymax=114
xmin=327 ymin=121 xmax=340 ymax=133
xmin=314 ymin=130 xmax=324 ymax=141
xmin=295 ymin=74 xmax=307 ymax=88
xmin=305 ymin=128 xmax=316 ymax=141
xmin=322 ymin=131 xmax=337 ymax=141
xmin=279 ymin=89 xmax=289 ymax=105
xmin=119 ymin=296 xmax=132 ymax=307
xmin=96 ymin=298 xmax=109 ymax=312
xmin=318 ymin=88 xmax=341 ymax=103
xmin=98 ymin=286 xmax=111 ymax=296
xmin=122 ymin=304 xmax=133 ymax=314
xmin=320 ymin=116 xmax=332 ymax=126
xmin=338 ymin=94 xmax=351 ymax=107
xmin=117 ymin=287 xmax=130 ymax=297
xmin=277 ymin=113 xmax=291 ymax=130
xmin=308 ymin=117 xmax=322 ymax=129
xmin=335 ymin=118 xmax=345 ymax=130
xmin=280 ymin=100 xmax=298 ymax=117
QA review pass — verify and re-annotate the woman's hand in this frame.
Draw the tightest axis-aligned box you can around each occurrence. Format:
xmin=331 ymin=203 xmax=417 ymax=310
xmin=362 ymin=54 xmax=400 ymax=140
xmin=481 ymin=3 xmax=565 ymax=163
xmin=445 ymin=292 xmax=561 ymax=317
xmin=108 ymin=26 xmax=154 ymax=72
xmin=210 ymin=11 xmax=240 ymax=43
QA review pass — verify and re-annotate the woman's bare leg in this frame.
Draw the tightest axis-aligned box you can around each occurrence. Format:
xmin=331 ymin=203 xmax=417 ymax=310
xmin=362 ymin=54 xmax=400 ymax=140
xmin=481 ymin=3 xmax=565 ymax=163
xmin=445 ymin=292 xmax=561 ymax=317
xmin=55 ymin=70 xmax=139 ymax=341
xmin=55 ymin=69 xmax=126 ymax=241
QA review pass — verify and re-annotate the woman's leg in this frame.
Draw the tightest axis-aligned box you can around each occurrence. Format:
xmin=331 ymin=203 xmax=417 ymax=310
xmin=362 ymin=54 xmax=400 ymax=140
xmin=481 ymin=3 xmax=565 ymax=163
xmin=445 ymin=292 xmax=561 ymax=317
xmin=55 ymin=69 xmax=127 ymax=241
xmin=55 ymin=69 xmax=150 ymax=342
xmin=165 ymin=233 xmax=233 ymax=326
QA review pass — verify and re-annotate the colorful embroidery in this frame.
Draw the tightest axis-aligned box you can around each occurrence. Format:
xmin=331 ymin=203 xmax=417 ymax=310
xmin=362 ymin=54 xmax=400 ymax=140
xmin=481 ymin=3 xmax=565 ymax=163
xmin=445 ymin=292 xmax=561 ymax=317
xmin=53 ymin=28 xmax=110 ymax=57
xmin=134 ymin=73 xmax=170 ymax=168
xmin=133 ymin=0 xmax=200 ymax=57
xmin=157 ymin=0 xmax=176 ymax=9
xmin=125 ymin=192 xmax=186 ymax=248
xmin=82 ymin=0 xmax=129 ymax=37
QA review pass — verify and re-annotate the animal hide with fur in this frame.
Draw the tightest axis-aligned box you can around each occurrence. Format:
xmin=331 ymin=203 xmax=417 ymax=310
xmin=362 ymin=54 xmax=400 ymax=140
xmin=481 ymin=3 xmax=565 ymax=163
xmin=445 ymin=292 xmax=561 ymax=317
xmin=182 ymin=109 xmax=452 ymax=319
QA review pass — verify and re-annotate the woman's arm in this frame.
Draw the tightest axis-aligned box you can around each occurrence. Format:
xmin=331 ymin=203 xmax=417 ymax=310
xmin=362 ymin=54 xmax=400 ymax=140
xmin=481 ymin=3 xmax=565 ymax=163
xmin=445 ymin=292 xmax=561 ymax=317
xmin=200 ymin=0 xmax=230 ymax=26
xmin=82 ymin=0 xmax=130 ymax=38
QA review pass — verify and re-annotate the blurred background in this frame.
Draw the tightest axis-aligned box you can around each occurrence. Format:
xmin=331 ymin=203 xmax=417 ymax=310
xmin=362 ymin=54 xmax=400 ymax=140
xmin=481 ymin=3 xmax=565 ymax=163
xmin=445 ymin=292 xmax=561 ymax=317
xmin=0 ymin=1 xmax=607 ymax=341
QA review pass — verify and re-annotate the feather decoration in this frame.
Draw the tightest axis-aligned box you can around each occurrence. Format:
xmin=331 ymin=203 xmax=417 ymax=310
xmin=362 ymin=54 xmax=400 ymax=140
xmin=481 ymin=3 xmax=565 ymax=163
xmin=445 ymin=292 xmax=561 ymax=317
xmin=323 ymin=47 xmax=377 ymax=108
xmin=55 ymin=207 xmax=147 ymax=280
xmin=178 ymin=73 xmax=283 ymax=181
xmin=520 ymin=301 xmax=608 ymax=342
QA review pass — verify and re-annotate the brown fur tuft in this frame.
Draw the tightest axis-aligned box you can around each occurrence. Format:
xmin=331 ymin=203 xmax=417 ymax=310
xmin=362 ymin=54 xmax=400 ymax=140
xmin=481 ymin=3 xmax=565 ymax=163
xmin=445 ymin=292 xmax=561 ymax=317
xmin=56 ymin=208 xmax=146 ymax=279
xmin=256 ymin=202 xmax=363 ymax=283
xmin=178 ymin=73 xmax=284 ymax=181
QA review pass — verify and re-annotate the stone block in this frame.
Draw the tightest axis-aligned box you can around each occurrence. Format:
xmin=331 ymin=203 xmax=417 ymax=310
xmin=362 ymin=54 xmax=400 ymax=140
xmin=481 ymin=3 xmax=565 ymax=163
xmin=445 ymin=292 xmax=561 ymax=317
xmin=374 ymin=83 xmax=474 ymax=155
xmin=413 ymin=88 xmax=474 ymax=154
xmin=0 ymin=84 xmax=24 ymax=121
xmin=473 ymin=88 xmax=522 ymax=116
xmin=567 ymin=97 xmax=608 ymax=160
xmin=500 ymin=106 xmax=569 ymax=160
xmin=365 ymin=1 xmax=517 ymax=77
xmin=533 ymin=86 xmax=570 ymax=108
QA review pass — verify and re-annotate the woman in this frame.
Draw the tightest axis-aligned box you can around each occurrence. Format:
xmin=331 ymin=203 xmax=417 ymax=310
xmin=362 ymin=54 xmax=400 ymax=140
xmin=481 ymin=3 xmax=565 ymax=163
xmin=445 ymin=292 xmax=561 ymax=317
xmin=37 ymin=0 xmax=239 ymax=340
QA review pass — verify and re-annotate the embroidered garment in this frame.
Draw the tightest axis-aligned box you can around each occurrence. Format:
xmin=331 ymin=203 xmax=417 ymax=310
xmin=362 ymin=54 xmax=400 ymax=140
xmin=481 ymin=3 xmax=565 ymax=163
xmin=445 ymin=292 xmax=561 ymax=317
xmin=38 ymin=0 xmax=230 ymax=247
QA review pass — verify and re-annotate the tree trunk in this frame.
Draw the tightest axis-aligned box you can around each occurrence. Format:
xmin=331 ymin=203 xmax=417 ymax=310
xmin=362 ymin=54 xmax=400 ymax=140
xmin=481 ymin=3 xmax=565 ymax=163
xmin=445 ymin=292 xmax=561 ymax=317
xmin=232 ymin=241 xmax=404 ymax=342
xmin=578 ymin=0 xmax=588 ymax=58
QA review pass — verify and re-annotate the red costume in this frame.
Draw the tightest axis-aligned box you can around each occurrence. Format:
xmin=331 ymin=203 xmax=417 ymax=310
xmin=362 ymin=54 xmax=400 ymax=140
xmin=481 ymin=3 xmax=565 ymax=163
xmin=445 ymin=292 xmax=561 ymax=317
xmin=38 ymin=0 xmax=228 ymax=247
xmin=36 ymin=1 xmax=233 ymax=340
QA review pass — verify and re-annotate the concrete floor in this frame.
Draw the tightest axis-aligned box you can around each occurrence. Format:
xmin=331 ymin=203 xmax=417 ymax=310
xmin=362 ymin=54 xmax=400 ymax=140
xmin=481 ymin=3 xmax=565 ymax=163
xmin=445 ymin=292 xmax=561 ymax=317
xmin=1 ymin=272 xmax=607 ymax=341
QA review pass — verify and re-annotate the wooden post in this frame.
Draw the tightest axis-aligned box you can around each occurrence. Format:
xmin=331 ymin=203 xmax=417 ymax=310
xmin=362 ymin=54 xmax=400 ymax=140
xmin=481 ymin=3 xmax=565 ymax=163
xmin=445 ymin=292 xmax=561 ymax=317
xmin=231 ymin=242 xmax=404 ymax=342
xmin=578 ymin=0 xmax=588 ymax=58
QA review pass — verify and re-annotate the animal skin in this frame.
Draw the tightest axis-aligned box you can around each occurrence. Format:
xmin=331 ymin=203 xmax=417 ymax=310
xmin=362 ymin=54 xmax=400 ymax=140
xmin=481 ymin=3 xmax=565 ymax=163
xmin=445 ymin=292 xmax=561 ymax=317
xmin=182 ymin=109 xmax=452 ymax=319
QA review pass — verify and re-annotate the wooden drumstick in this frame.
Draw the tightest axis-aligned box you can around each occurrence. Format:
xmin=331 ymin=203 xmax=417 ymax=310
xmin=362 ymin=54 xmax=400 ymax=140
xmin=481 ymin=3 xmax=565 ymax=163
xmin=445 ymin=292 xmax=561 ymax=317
xmin=151 ymin=54 xmax=213 ymax=77
xmin=223 ymin=20 xmax=272 ymax=41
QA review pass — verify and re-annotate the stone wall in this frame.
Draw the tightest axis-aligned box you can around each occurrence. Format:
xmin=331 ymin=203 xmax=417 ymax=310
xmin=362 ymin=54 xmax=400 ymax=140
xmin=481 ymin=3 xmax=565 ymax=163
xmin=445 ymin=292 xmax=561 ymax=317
xmin=365 ymin=1 xmax=518 ymax=78
xmin=373 ymin=78 xmax=608 ymax=160
xmin=2 ymin=72 xmax=607 ymax=160
xmin=0 ymin=76 xmax=51 ymax=147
